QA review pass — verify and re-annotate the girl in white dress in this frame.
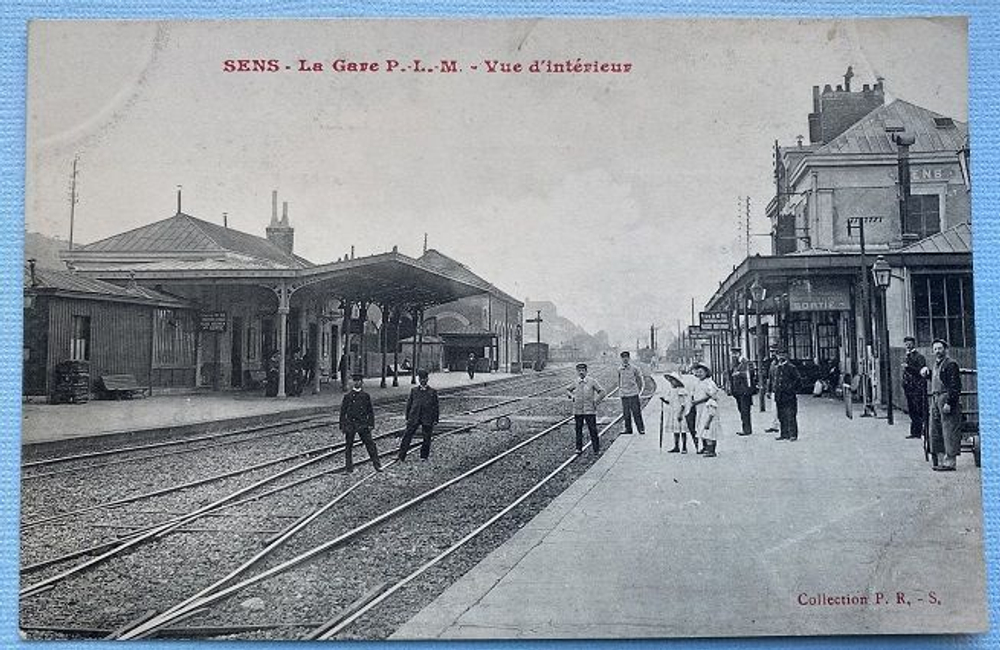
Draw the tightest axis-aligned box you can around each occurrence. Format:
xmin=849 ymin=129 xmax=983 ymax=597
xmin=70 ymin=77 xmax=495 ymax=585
xmin=662 ymin=372 xmax=692 ymax=453
xmin=692 ymin=362 xmax=722 ymax=458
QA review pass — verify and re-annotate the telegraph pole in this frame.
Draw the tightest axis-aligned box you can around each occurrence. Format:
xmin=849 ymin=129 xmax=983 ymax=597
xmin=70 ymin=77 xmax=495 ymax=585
xmin=847 ymin=216 xmax=882 ymax=417
xmin=68 ymin=155 xmax=80 ymax=250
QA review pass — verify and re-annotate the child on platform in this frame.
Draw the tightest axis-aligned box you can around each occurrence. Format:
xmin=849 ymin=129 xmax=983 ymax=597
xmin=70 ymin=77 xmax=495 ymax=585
xmin=662 ymin=372 xmax=692 ymax=453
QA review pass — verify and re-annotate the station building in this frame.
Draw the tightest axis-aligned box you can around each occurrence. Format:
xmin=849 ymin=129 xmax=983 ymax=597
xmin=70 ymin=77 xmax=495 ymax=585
xmin=702 ymin=71 xmax=973 ymax=407
xmin=45 ymin=191 xmax=522 ymax=399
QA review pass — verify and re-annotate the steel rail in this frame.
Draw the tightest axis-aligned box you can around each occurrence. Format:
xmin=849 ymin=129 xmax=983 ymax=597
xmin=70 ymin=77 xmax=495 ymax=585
xmin=22 ymin=419 xmax=334 ymax=481
xmin=21 ymin=370 xmax=599 ymax=581
xmin=115 ymin=411 xmax=586 ymax=639
xmin=23 ymin=369 xmax=575 ymax=482
xmin=114 ymin=379 xmax=614 ymax=638
xmin=317 ymin=376 xmax=654 ymax=640
xmin=316 ymin=414 xmax=628 ymax=639
xmin=22 ymin=368 xmax=565 ymax=471
xmin=21 ymin=414 xmax=325 ymax=469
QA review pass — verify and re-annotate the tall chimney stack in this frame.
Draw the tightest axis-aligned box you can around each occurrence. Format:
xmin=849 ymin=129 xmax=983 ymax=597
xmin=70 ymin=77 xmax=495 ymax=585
xmin=265 ymin=191 xmax=295 ymax=256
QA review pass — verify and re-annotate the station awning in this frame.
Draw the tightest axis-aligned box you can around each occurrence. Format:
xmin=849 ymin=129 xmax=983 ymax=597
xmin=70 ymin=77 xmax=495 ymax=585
xmin=77 ymin=251 xmax=489 ymax=307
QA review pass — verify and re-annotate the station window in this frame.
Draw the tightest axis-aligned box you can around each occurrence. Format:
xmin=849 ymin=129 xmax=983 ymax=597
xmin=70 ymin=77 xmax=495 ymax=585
xmin=903 ymin=194 xmax=941 ymax=240
xmin=789 ymin=318 xmax=812 ymax=360
xmin=70 ymin=315 xmax=90 ymax=361
xmin=912 ymin=274 xmax=974 ymax=347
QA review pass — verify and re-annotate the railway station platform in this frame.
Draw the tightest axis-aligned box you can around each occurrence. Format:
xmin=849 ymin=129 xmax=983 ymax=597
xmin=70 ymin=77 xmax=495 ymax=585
xmin=21 ymin=369 xmax=528 ymax=446
xmin=395 ymin=383 xmax=987 ymax=639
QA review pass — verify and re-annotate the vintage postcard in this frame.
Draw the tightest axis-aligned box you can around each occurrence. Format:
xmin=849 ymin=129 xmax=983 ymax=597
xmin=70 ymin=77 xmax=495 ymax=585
xmin=20 ymin=18 xmax=986 ymax=641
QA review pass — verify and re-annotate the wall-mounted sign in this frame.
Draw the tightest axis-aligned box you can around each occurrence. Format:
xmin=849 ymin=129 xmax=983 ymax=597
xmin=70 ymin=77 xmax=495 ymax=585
xmin=888 ymin=166 xmax=956 ymax=183
xmin=688 ymin=325 xmax=712 ymax=341
xmin=699 ymin=312 xmax=730 ymax=331
xmin=199 ymin=311 xmax=228 ymax=332
xmin=788 ymin=279 xmax=851 ymax=312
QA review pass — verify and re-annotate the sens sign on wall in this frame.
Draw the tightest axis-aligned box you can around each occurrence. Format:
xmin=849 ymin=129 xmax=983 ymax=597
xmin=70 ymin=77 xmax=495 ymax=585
xmin=199 ymin=311 xmax=228 ymax=333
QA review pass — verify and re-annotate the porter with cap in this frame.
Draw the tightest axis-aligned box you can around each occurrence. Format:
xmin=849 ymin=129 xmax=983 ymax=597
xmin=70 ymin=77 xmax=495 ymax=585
xmin=398 ymin=368 xmax=440 ymax=461
xmin=772 ymin=347 xmax=801 ymax=441
xmin=567 ymin=362 xmax=607 ymax=455
xmin=339 ymin=372 xmax=382 ymax=472
xmin=618 ymin=351 xmax=645 ymax=435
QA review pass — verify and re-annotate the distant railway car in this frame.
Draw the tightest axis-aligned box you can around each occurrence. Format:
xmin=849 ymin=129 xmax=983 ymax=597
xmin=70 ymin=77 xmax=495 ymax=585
xmin=522 ymin=342 xmax=549 ymax=371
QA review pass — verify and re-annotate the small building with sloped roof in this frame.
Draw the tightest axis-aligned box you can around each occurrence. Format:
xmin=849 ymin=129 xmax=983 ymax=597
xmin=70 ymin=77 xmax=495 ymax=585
xmin=23 ymin=260 xmax=197 ymax=398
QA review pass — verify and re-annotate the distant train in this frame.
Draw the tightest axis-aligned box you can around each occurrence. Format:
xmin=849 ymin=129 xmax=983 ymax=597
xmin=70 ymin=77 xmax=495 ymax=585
xmin=522 ymin=342 xmax=549 ymax=371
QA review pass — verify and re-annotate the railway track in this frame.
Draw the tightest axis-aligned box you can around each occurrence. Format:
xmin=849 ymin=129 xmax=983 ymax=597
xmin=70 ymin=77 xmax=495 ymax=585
xmin=22 ymin=366 xmax=566 ymax=475
xmin=21 ymin=365 xmax=644 ymax=640
xmin=20 ymin=367 xmax=587 ymax=590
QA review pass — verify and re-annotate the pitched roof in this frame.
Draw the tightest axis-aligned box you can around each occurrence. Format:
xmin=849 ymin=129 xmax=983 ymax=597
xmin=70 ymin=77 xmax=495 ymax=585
xmin=24 ymin=264 xmax=189 ymax=306
xmin=76 ymin=213 xmax=311 ymax=268
xmin=899 ymin=221 xmax=972 ymax=255
xmin=418 ymin=249 xmax=522 ymax=306
xmin=813 ymin=100 xmax=968 ymax=156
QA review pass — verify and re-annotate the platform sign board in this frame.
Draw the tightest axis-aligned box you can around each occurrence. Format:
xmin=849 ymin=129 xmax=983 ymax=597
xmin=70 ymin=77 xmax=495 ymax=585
xmin=687 ymin=325 xmax=712 ymax=341
xmin=199 ymin=311 xmax=228 ymax=332
xmin=699 ymin=311 xmax=730 ymax=331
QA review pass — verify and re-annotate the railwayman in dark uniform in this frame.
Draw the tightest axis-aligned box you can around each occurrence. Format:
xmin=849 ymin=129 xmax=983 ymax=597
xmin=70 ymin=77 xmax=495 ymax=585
xmin=339 ymin=372 xmax=382 ymax=473
xmin=901 ymin=336 xmax=928 ymax=440
xmin=772 ymin=347 xmax=801 ymax=442
xmin=397 ymin=369 xmax=440 ymax=461
xmin=922 ymin=338 xmax=963 ymax=471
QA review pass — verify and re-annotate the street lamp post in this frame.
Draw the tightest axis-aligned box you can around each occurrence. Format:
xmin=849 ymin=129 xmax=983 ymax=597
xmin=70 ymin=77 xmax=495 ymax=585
xmin=872 ymin=255 xmax=894 ymax=425
xmin=750 ymin=277 xmax=767 ymax=413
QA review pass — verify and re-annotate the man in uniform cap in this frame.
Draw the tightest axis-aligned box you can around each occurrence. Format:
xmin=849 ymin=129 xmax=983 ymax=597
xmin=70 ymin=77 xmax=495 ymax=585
xmin=772 ymin=346 xmax=801 ymax=441
xmin=922 ymin=338 xmax=963 ymax=471
xmin=728 ymin=347 xmax=756 ymax=436
xmin=617 ymin=351 xmax=645 ymax=435
xmin=339 ymin=372 xmax=382 ymax=472
xmin=901 ymin=336 xmax=928 ymax=440
xmin=567 ymin=362 xmax=607 ymax=455
xmin=398 ymin=368 xmax=440 ymax=461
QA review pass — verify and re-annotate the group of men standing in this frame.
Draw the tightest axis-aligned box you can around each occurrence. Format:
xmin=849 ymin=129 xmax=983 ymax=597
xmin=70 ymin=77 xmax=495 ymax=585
xmin=733 ymin=345 xmax=801 ymax=442
xmin=337 ymin=368 xmax=441 ymax=472
xmin=737 ymin=336 xmax=964 ymax=469
xmin=566 ymin=351 xmax=645 ymax=456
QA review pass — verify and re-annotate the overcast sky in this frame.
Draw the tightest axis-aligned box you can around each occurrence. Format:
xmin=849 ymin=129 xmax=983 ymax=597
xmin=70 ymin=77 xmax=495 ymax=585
xmin=26 ymin=18 xmax=967 ymax=346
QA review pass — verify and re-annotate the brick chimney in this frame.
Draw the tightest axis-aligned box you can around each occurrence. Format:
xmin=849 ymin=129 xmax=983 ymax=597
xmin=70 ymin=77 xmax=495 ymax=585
xmin=265 ymin=190 xmax=295 ymax=256
xmin=807 ymin=67 xmax=885 ymax=144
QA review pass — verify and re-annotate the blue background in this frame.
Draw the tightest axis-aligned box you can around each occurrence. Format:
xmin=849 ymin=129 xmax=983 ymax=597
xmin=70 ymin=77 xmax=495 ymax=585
xmin=1 ymin=1 xmax=997 ymax=649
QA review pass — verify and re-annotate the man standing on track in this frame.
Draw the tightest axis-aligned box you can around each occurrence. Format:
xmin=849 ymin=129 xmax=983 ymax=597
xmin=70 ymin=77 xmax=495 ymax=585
xmin=617 ymin=351 xmax=645 ymax=435
xmin=339 ymin=372 xmax=382 ymax=473
xmin=901 ymin=335 xmax=928 ymax=440
xmin=567 ymin=362 xmax=607 ymax=455
xmin=397 ymin=368 xmax=440 ymax=462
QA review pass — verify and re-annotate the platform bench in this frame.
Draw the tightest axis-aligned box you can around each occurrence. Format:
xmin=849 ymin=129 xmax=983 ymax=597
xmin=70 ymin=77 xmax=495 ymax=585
xmin=99 ymin=374 xmax=148 ymax=400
